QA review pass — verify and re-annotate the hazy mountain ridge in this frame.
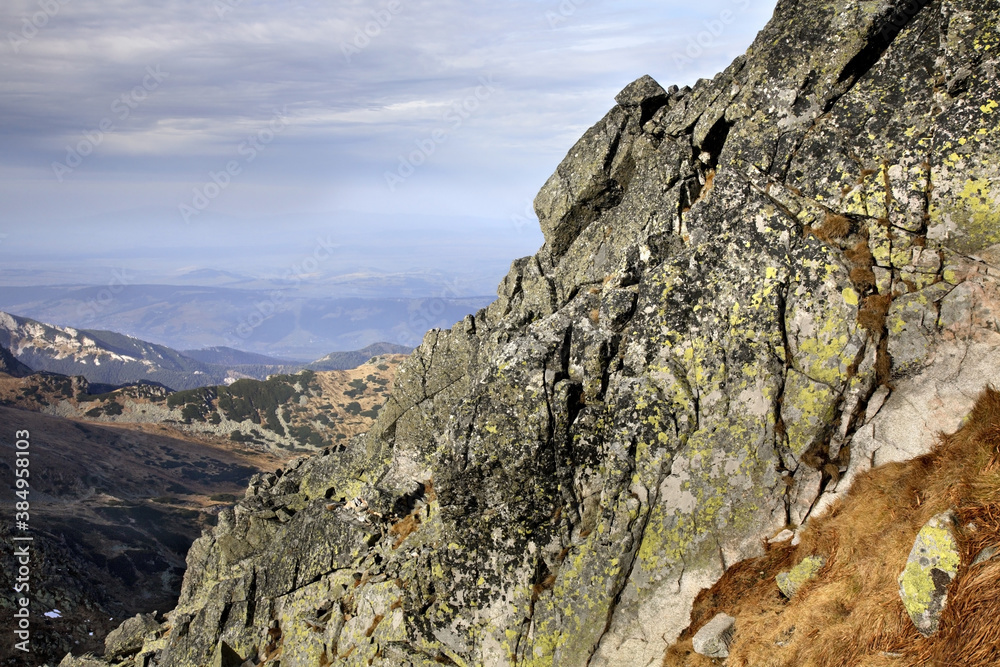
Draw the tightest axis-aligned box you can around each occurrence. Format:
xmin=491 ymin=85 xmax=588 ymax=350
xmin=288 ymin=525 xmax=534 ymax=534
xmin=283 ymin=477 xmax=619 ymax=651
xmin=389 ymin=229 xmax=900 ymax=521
xmin=305 ymin=342 xmax=413 ymax=371
xmin=0 ymin=311 xmax=412 ymax=391
xmin=0 ymin=284 xmax=493 ymax=358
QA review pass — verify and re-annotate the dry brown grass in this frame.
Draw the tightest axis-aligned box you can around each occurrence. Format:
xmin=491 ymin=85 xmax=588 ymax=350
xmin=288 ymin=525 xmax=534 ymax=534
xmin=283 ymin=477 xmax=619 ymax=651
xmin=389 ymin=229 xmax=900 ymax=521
xmin=844 ymin=238 xmax=874 ymax=270
xmin=857 ymin=293 xmax=893 ymax=333
xmin=806 ymin=213 xmax=853 ymax=245
xmin=850 ymin=266 xmax=877 ymax=290
xmin=390 ymin=513 xmax=421 ymax=549
xmin=663 ymin=387 xmax=1000 ymax=667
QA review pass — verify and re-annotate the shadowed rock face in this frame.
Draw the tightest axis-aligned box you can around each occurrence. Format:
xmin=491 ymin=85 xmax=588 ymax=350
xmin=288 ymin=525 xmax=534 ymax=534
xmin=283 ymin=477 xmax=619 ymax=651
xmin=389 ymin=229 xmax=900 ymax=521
xmin=0 ymin=343 xmax=31 ymax=377
xmin=75 ymin=0 xmax=1000 ymax=665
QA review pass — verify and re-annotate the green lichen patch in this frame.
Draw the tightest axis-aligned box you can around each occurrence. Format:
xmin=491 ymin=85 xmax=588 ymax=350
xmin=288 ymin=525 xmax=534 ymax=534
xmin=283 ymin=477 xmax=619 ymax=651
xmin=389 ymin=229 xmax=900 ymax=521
xmin=776 ymin=555 xmax=826 ymax=598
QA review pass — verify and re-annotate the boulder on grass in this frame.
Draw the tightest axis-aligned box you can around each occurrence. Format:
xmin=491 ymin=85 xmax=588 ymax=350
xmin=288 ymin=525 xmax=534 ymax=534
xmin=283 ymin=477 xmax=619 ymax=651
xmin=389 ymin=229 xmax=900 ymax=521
xmin=692 ymin=613 xmax=736 ymax=659
xmin=898 ymin=511 xmax=960 ymax=636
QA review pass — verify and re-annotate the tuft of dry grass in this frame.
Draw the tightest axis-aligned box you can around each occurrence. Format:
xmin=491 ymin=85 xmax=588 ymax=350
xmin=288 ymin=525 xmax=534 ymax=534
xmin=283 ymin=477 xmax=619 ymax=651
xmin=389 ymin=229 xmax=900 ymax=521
xmin=850 ymin=266 xmax=877 ymax=290
xmin=844 ymin=238 xmax=874 ymax=270
xmin=857 ymin=293 xmax=893 ymax=333
xmin=806 ymin=213 xmax=853 ymax=245
xmin=663 ymin=387 xmax=1000 ymax=667
xmin=390 ymin=513 xmax=421 ymax=549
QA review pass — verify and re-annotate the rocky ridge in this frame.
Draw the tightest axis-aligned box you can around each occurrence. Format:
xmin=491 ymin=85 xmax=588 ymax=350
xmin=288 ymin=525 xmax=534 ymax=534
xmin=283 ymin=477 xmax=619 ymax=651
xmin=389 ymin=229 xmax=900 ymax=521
xmin=65 ymin=0 xmax=1000 ymax=665
xmin=0 ymin=356 xmax=404 ymax=455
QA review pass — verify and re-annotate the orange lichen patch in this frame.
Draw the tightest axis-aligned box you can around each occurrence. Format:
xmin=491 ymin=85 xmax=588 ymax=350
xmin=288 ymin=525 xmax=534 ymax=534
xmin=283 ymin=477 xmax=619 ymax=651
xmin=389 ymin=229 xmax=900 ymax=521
xmin=663 ymin=387 xmax=1000 ymax=667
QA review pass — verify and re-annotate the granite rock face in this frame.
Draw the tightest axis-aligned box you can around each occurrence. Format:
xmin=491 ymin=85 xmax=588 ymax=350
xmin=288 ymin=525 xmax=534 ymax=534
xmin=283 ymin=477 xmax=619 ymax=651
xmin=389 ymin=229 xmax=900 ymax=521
xmin=80 ymin=0 xmax=1000 ymax=665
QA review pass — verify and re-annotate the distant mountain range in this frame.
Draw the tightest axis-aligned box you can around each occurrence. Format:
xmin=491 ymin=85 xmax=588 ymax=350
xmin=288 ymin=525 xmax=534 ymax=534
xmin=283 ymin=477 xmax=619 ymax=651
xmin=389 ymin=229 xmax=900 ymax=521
xmin=0 ymin=283 xmax=493 ymax=358
xmin=306 ymin=342 xmax=413 ymax=371
xmin=0 ymin=311 xmax=411 ymax=391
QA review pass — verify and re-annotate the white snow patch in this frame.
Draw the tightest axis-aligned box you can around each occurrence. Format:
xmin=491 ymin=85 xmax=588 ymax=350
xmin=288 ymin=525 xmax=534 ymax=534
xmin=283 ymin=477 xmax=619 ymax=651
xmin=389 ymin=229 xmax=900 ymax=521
xmin=44 ymin=609 xmax=62 ymax=619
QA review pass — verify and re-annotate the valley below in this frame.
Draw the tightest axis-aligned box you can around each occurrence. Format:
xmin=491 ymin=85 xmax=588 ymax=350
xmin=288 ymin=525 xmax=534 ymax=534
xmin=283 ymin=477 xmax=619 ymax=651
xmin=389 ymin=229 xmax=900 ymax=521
xmin=0 ymin=348 xmax=404 ymax=664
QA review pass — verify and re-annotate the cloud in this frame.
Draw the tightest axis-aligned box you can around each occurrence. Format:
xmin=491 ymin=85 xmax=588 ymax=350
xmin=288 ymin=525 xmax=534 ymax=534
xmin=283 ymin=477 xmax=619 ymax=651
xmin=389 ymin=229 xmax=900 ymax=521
xmin=0 ymin=0 xmax=777 ymax=264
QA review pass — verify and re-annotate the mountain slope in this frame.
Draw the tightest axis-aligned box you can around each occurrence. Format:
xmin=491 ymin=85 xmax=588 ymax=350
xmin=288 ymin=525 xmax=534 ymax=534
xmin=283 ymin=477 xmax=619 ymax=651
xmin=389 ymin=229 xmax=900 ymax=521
xmin=65 ymin=1 xmax=1000 ymax=666
xmin=0 ymin=343 xmax=31 ymax=377
xmin=0 ymin=311 xmax=224 ymax=389
xmin=178 ymin=346 xmax=299 ymax=366
xmin=0 ymin=311 xmax=406 ymax=390
xmin=0 ymin=406 xmax=280 ymax=664
xmin=0 ymin=355 xmax=405 ymax=455
xmin=306 ymin=342 xmax=413 ymax=371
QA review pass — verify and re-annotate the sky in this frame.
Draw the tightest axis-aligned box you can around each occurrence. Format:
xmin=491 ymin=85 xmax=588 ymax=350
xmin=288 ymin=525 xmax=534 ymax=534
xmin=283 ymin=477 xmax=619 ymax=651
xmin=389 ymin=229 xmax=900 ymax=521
xmin=0 ymin=0 xmax=779 ymax=292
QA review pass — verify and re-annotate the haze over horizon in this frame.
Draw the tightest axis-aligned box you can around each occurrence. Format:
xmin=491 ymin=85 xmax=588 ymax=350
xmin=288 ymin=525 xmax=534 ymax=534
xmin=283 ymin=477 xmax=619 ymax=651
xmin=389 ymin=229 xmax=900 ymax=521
xmin=1 ymin=0 xmax=777 ymax=294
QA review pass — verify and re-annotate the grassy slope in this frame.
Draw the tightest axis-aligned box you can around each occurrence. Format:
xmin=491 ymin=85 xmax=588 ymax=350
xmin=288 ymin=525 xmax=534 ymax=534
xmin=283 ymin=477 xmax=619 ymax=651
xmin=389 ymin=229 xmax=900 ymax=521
xmin=665 ymin=388 xmax=1000 ymax=667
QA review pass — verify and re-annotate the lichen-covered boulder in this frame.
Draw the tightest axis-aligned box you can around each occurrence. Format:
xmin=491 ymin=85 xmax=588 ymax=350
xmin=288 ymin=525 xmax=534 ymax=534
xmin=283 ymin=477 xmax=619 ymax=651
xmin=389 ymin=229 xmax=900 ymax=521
xmin=102 ymin=613 xmax=160 ymax=660
xmin=777 ymin=555 xmax=826 ymax=599
xmin=898 ymin=511 xmax=960 ymax=636
xmin=691 ymin=613 xmax=736 ymax=659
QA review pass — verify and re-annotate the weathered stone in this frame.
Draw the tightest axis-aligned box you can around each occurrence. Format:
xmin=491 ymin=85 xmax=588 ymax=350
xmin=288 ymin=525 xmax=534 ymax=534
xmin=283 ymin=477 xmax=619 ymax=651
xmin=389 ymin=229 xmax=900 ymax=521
xmin=103 ymin=613 xmax=159 ymax=659
xmin=210 ymin=640 xmax=244 ymax=667
xmin=971 ymin=545 xmax=998 ymax=567
xmin=898 ymin=511 xmax=960 ymax=636
xmin=691 ymin=612 xmax=736 ymax=659
xmin=777 ymin=556 xmax=826 ymax=599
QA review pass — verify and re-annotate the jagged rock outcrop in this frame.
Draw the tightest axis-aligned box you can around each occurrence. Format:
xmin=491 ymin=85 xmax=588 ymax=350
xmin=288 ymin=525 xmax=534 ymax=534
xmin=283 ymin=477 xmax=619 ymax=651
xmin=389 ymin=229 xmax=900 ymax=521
xmin=76 ymin=0 xmax=1000 ymax=665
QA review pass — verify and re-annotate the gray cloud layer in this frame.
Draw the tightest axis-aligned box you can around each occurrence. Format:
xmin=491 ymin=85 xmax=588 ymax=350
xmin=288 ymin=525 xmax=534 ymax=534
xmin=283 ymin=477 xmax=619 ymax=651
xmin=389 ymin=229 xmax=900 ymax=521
xmin=0 ymin=0 xmax=776 ymax=278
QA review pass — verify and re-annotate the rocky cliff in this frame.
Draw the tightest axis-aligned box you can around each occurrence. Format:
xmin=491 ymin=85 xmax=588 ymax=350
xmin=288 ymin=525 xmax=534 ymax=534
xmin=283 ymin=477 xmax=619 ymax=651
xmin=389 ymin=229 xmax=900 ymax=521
xmin=66 ymin=0 xmax=1000 ymax=665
